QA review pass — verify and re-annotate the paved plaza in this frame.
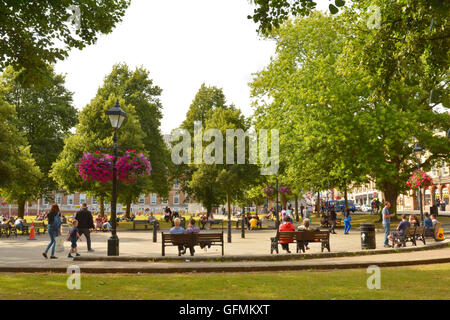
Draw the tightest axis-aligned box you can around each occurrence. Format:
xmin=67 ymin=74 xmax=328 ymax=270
xmin=0 ymin=226 xmax=448 ymax=272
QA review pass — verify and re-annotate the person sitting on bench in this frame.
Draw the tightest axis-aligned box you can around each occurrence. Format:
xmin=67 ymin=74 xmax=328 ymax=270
xmin=431 ymin=214 xmax=441 ymax=239
xmin=182 ymin=218 xmax=200 ymax=256
xmin=298 ymin=218 xmax=312 ymax=250
xmin=388 ymin=214 xmax=410 ymax=247
xmin=200 ymin=214 xmax=208 ymax=230
xmin=170 ymin=218 xmax=185 ymax=255
xmin=279 ymin=216 xmax=295 ymax=253
xmin=148 ymin=212 xmax=159 ymax=229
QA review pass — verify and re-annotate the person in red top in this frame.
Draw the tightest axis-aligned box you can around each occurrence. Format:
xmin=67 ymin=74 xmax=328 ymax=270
xmin=279 ymin=216 xmax=296 ymax=253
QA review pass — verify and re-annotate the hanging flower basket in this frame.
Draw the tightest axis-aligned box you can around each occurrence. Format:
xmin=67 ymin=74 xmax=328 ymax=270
xmin=406 ymin=170 xmax=433 ymax=190
xmin=279 ymin=186 xmax=292 ymax=194
xmin=115 ymin=150 xmax=152 ymax=183
xmin=76 ymin=150 xmax=152 ymax=184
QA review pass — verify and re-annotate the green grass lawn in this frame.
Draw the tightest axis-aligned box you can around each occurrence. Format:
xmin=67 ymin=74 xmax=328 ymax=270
xmin=0 ymin=264 xmax=449 ymax=300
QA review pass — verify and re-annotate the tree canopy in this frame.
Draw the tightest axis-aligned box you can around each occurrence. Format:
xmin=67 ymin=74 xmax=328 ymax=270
xmin=0 ymin=0 xmax=130 ymax=86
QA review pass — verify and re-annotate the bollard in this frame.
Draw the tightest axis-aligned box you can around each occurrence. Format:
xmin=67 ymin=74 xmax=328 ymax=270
xmin=241 ymin=216 xmax=245 ymax=238
xmin=153 ymin=221 xmax=157 ymax=243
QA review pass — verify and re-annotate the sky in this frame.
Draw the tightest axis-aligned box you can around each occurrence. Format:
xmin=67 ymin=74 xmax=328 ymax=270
xmin=54 ymin=0 xmax=296 ymax=134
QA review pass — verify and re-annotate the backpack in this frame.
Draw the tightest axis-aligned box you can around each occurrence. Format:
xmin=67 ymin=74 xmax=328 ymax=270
xmin=52 ymin=212 xmax=62 ymax=229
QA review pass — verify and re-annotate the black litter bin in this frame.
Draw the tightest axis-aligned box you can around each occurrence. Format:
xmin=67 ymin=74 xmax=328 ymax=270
xmin=440 ymin=203 xmax=446 ymax=212
xmin=360 ymin=223 xmax=376 ymax=250
xmin=430 ymin=205 xmax=438 ymax=217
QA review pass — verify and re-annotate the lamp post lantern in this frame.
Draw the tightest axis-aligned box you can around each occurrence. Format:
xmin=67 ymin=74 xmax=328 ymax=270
xmin=106 ymin=100 xmax=126 ymax=256
xmin=412 ymin=143 xmax=424 ymax=225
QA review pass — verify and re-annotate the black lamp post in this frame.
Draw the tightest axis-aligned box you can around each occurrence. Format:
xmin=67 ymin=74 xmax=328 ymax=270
xmin=106 ymin=100 xmax=126 ymax=256
xmin=275 ymin=177 xmax=280 ymax=230
xmin=413 ymin=143 xmax=424 ymax=225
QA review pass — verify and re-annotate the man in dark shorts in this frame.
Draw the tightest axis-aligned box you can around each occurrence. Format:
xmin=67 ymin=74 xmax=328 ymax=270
xmin=66 ymin=219 xmax=82 ymax=258
xmin=74 ymin=203 xmax=95 ymax=252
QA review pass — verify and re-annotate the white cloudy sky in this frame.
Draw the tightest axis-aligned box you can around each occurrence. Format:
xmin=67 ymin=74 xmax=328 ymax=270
xmin=55 ymin=0 xmax=330 ymax=134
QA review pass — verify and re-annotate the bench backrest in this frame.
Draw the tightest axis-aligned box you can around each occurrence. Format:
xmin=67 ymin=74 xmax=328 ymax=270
xmin=278 ymin=232 xmax=296 ymax=241
xmin=162 ymin=232 xmax=223 ymax=245
xmin=134 ymin=220 xmax=148 ymax=224
xmin=415 ymin=226 xmax=424 ymax=235
xmin=404 ymin=227 xmax=416 ymax=236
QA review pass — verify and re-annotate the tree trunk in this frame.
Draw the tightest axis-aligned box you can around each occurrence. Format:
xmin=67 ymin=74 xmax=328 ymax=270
xmin=281 ymin=193 xmax=287 ymax=209
xmin=99 ymin=196 xmax=105 ymax=217
xmin=344 ymin=189 xmax=348 ymax=212
xmin=384 ymin=183 xmax=399 ymax=221
xmin=17 ymin=199 xmax=25 ymax=218
xmin=316 ymin=192 xmax=320 ymax=213
xmin=125 ymin=199 xmax=132 ymax=219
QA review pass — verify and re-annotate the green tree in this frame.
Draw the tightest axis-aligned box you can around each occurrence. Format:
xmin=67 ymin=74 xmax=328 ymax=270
xmin=172 ymin=84 xmax=230 ymax=216
xmin=0 ymin=0 xmax=130 ymax=86
xmin=248 ymin=0 xmax=347 ymax=34
xmin=0 ymin=97 xmax=42 ymax=217
xmin=252 ymin=13 xmax=368 ymax=212
xmin=0 ymin=98 xmax=21 ymax=186
xmin=206 ymin=107 xmax=260 ymax=242
xmin=95 ymin=63 xmax=171 ymax=204
xmin=51 ymin=94 xmax=146 ymax=216
xmin=1 ymin=145 xmax=43 ymax=218
xmin=0 ymin=66 xmax=78 ymax=197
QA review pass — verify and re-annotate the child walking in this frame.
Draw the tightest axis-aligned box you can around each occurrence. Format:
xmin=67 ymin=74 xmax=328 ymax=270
xmin=67 ymin=219 xmax=82 ymax=258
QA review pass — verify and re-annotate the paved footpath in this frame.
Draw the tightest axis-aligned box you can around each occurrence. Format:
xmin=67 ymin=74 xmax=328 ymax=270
xmin=0 ymin=228 xmax=448 ymax=273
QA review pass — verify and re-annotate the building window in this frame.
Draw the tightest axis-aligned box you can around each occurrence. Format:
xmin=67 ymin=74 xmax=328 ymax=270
xmin=139 ymin=194 xmax=145 ymax=204
xmin=67 ymin=194 xmax=74 ymax=205
xmin=92 ymin=197 xmax=98 ymax=205
xmin=55 ymin=194 xmax=62 ymax=205
xmin=42 ymin=197 xmax=49 ymax=206
xmin=80 ymin=193 xmax=87 ymax=204
xmin=174 ymin=193 xmax=179 ymax=205
xmin=424 ymin=189 xmax=431 ymax=206
xmin=162 ymin=198 xmax=168 ymax=204
xmin=151 ymin=194 xmax=157 ymax=204
xmin=173 ymin=179 xmax=179 ymax=189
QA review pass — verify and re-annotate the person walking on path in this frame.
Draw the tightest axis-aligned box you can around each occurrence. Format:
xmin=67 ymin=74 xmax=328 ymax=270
xmin=43 ymin=204 xmax=62 ymax=259
xmin=66 ymin=219 xmax=82 ymax=258
xmin=74 ymin=203 xmax=95 ymax=252
xmin=329 ymin=206 xmax=337 ymax=234
xmin=344 ymin=209 xmax=351 ymax=234
xmin=382 ymin=201 xmax=395 ymax=248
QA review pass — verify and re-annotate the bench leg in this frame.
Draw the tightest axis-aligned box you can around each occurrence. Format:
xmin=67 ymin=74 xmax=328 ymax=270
xmin=162 ymin=244 xmax=165 ymax=256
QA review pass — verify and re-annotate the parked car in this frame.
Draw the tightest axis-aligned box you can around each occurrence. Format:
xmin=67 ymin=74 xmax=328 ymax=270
xmin=325 ymin=200 xmax=356 ymax=213
xmin=361 ymin=204 xmax=372 ymax=212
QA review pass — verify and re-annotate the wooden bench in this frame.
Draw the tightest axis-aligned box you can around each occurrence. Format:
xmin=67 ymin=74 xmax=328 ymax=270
xmin=0 ymin=224 xmax=16 ymax=238
xmin=161 ymin=232 xmax=224 ymax=256
xmin=392 ymin=226 xmax=426 ymax=247
xmin=270 ymin=230 xmax=331 ymax=254
xmin=299 ymin=230 xmax=331 ymax=253
xmin=27 ymin=222 xmax=46 ymax=235
xmin=133 ymin=220 xmax=152 ymax=230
